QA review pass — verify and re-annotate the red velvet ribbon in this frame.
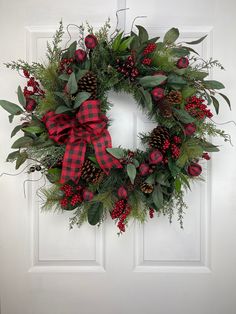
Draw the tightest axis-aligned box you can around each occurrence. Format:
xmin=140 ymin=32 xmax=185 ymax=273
xmin=42 ymin=100 xmax=122 ymax=183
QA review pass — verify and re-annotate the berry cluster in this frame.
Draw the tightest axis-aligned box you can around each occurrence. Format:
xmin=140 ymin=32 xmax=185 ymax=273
xmin=143 ymin=43 xmax=157 ymax=55
xmin=59 ymin=58 xmax=74 ymax=74
xmin=142 ymin=58 xmax=152 ymax=66
xmin=185 ymin=96 xmax=213 ymax=119
xmin=111 ymin=200 xmax=131 ymax=233
xmin=116 ymin=56 xmax=139 ymax=81
xmin=60 ymin=183 xmax=83 ymax=209
xmin=23 ymin=74 xmax=44 ymax=98
xmin=149 ymin=208 xmax=155 ymax=218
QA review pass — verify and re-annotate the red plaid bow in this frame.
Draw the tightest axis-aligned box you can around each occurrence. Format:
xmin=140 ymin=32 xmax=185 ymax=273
xmin=42 ymin=100 xmax=122 ymax=183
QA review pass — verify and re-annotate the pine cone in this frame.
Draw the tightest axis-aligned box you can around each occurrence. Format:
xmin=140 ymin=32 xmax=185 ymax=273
xmin=77 ymin=71 xmax=97 ymax=99
xmin=166 ymin=90 xmax=182 ymax=105
xmin=126 ymin=175 xmax=143 ymax=192
xmin=81 ymin=159 xmax=103 ymax=184
xmin=140 ymin=182 xmax=154 ymax=194
xmin=157 ymin=98 xmax=173 ymax=118
xmin=149 ymin=126 xmax=170 ymax=151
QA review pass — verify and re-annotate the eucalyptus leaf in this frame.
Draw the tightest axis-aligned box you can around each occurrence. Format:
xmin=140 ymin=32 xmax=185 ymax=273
xmin=185 ymin=34 xmax=207 ymax=45
xmin=136 ymin=25 xmax=149 ymax=43
xmin=16 ymin=151 xmax=28 ymax=169
xmin=59 ymin=73 xmax=70 ymax=81
xmin=171 ymin=48 xmax=189 ymax=57
xmin=202 ymin=80 xmax=225 ymax=90
xmin=74 ymin=92 xmax=91 ymax=108
xmin=67 ymin=72 xmax=78 ymax=94
xmin=6 ymin=150 xmax=20 ymax=162
xmin=127 ymin=163 xmax=137 ymax=185
xmin=106 ymin=147 xmax=125 ymax=159
xmin=0 ymin=100 xmax=24 ymax=115
xmin=22 ymin=126 xmax=44 ymax=134
xmin=67 ymin=41 xmax=77 ymax=57
xmin=87 ymin=202 xmax=103 ymax=225
xmin=172 ymin=108 xmax=195 ymax=123
xmin=11 ymin=136 xmax=33 ymax=149
xmin=163 ymin=28 xmax=179 ymax=44
xmin=141 ymin=89 xmax=153 ymax=111
xmin=118 ymin=36 xmax=134 ymax=52
xmin=152 ymin=186 xmax=163 ymax=208
xmin=17 ymin=86 xmax=26 ymax=107
xmin=139 ymin=75 xmax=167 ymax=88
xmin=181 ymin=86 xmax=196 ymax=99
xmin=167 ymin=73 xmax=187 ymax=86
xmin=211 ymin=96 xmax=220 ymax=114
xmin=112 ymin=32 xmax=123 ymax=51
xmin=55 ymin=105 xmax=71 ymax=114
xmin=11 ymin=125 xmax=22 ymax=138
xmin=219 ymin=93 xmax=231 ymax=110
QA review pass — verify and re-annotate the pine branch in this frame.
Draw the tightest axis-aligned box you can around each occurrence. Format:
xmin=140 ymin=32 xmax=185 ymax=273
xmin=46 ymin=20 xmax=64 ymax=63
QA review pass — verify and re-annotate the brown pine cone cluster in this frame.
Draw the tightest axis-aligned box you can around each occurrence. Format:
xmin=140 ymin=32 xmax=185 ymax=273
xmin=77 ymin=71 xmax=97 ymax=99
xmin=149 ymin=126 xmax=170 ymax=151
xmin=166 ymin=90 xmax=182 ymax=105
xmin=157 ymin=98 xmax=173 ymax=118
xmin=140 ymin=182 xmax=154 ymax=194
xmin=81 ymin=159 xmax=104 ymax=184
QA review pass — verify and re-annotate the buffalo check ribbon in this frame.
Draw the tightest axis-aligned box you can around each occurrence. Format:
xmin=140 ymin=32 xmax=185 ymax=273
xmin=42 ymin=100 xmax=122 ymax=183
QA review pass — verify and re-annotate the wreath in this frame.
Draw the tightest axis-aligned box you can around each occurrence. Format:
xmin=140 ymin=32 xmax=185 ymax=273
xmin=0 ymin=20 xmax=231 ymax=233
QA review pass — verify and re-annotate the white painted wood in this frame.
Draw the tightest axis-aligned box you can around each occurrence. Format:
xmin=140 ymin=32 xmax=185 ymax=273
xmin=0 ymin=0 xmax=236 ymax=313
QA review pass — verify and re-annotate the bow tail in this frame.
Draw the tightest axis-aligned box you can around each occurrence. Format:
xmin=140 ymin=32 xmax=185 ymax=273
xmin=93 ymin=130 xmax=122 ymax=174
xmin=60 ymin=141 xmax=86 ymax=184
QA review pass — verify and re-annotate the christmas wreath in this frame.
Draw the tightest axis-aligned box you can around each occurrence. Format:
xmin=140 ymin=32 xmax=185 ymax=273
xmin=0 ymin=20 xmax=231 ymax=233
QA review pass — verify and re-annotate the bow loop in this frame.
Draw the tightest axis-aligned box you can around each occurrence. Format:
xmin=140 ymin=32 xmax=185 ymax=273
xmin=43 ymin=100 xmax=122 ymax=183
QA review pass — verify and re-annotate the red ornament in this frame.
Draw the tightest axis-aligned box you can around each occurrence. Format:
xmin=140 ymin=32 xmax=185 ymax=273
xmin=139 ymin=163 xmax=150 ymax=176
xmin=25 ymin=99 xmax=37 ymax=112
xmin=117 ymin=186 xmax=128 ymax=199
xmin=75 ymin=49 xmax=87 ymax=62
xmin=202 ymin=152 xmax=211 ymax=160
xmin=85 ymin=34 xmax=98 ymax=49
xmin=184 ymin=123 xmax=197 ymax=136
xmin=151 ymin=87 xmax=165 ymax=101
xmin=177 ymin=57 xmax=189 ymax=69
xmin=187 ymin=163 xmax=202 ymax=177
xmin=149 ymin=149 xmax=163 ymax=165
xmin=82 ymin=189 xmax=94 ymax=201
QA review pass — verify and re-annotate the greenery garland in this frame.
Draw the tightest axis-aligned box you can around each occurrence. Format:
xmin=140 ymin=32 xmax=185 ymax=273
xmin=0 ymin=20 xmax=231 ymax=233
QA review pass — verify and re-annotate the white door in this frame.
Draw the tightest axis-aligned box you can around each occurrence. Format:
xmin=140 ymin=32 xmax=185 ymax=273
xmin=1 ymin=0 xmax=236 ymax=313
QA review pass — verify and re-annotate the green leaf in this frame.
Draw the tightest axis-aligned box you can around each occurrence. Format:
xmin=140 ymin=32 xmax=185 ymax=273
xmin=177 ymin=139 xmax=204 ymax=167
xmin=179 ymin=173 xmax=191 ymax=190
xmin=17 ymin=86 xmax=26 ymax=107
xmin=145 ymin=174 xmax=155 ymax=184
xmin=152 ymin=186 xmax=163 ymax=208
xmin=132 ymin=158 xmax=140 ymax=167
xmin=163 ymin=28 xmax=179 ymax=44
xmin=67 ymin=41 xmax=77 ymax=58
xmin=54 ymin=91 xmax=71 ymax=107
xmin=181 ymin=86 xmax=196 ymax=99
xmin=167 ymin=73 xmax=187 ymax=87
xmin=139 ymin=75 xmax=167 ymax=88
xmin=219 ymin=93 xmax=231 ymax=110
xmin=11 ymin=136 xmax=33 ymax=149
xmin=11 ymin=125 xmax=22 ymax=137
xmin=141 ymin=89 xmax=153 ymax=111
xmin=6 ymin=150 xmax=20 ymax=162
xmin=187 ymin=70 xmax=208 ymax=80
xmin=171 ymin=48 xmax=189 ymax=57
xmin=55 ymin=105 xmax=71 ymax=114
xmin=168 ymin=159 xmax=181 ymax=177
xmin=202 ymin=80 xmax=225 ymax=90
xmin=59 ymin=73 xmax=70 ymax=81
xmin=15 ymin=151 xmax=28 ymax=169
xmin=74 ymin=92 xmax=91 ymax=108
xmin=210 ymin=95 xmax=219 ymax=114
xmin=106 ymin=147 xmax=125 ymax=159
xmin=67 ymin=72 xmax=78 ymax=94
xmin=173 ymin=108 xmax=195 ymax=123
xmin=126 ymin=163 xmax=137 ymax=185
xmin=118 ymin=36 xmax=134 ymax=52
xmin=112 ymin=32 xmax=123 ymax=51
xmin=200 ymin=140 xmax=220 ymax=152
xmin=87 ymin=202 xmax=103 ymax=225
xmin=181 ymin=46 xmax=199 ymax=56
xmin=8 ymin=115 xmax=14 ymax=123
xmin=136 ymin=25 xmax=149 ymax=43
xmin=155 ymin=172 xmax=170 ymax=187
xmin=185 ymin=34 xmax=207 ymax=45
xmin=22 ymin=126 xmax=44 ymax=134
xmin=47 ymin=168 xmax=61 ymax=183
xmin=0 ymin=100 xmax=24 ymax=115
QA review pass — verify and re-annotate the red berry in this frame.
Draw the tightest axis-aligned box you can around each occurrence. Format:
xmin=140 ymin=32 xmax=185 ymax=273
xmin=117 ymin=186 xmax=128 ymax=199
xmin=151 ymin=87 xmax=165 ymax=101
xmin=85 ymin=34 xmax=98 ymax=49
xmin=75 ymin=49 xmax=87 ymax=62
xmin=139 ymin=163 xmax=150 ymax=176
xmin=184 ymin=123 xmax=197 ymax=136
xmin=202 ymin=153 xmax=211 ymax=160
xmin=149 ymin=149 xmax=163 ymax=165
xmin=149 ymin=208 xmax=155 ymax=218
xmin=25 ymin=99 xmax=37 ymax=112
xmin=82 ymin=189 xmax=94 ymax=201
xmin=23 ymin=69 xmax=30 ymax=78
xmin=187 ymin=163 xmax=202 ymax=177
xmin=177 ymin=57 xmax=189 ymax=69
xmin=67 ymin=68 xmax=73 ymax=75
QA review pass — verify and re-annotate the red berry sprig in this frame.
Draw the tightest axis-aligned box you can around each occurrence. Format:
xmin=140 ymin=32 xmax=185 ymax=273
xmin=59 ymin=58 xmax=74 ymax=74
xmin=143 ymin=43 xmax=157 ymax=55
xmin=142 ymin=58 xmax=152 ymax=66
xmin=149 ymin=208 xmax=155 ymax=218
xmin=185 ymin=96 xmax=213 ymax=119
xmin=111 ymin=200 xmax=131 ymax=233
xmin=116 ymin=56 xmax=139 ymax=81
